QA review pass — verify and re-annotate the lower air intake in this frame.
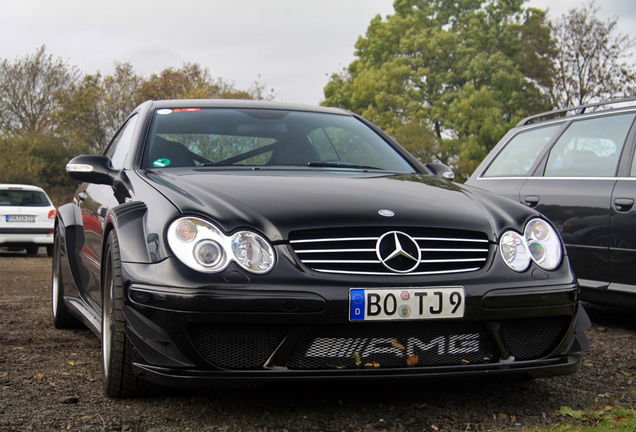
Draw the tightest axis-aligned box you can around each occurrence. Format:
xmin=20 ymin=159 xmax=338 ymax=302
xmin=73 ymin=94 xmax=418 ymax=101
xmin=188 ymin=324 xmax=287 ymax=369
xmin=287 ymin=321 xmax=494 ymax=370
xmin=500 ymin=316 xmax=571 ymax=360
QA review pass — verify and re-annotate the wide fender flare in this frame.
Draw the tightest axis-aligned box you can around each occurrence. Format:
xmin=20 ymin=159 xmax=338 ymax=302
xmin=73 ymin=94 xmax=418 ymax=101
xmin=104 ymin=201 xmax=152 ymax=264
xmin=56 ymin=203 xmax=88 ymax=289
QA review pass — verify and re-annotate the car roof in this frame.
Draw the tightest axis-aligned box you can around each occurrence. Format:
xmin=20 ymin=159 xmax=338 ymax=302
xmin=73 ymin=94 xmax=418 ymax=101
xmin=145 ymin=99 xmax=353 ymax=116
xmin=0 ymin=184 xmax=47 ymax=192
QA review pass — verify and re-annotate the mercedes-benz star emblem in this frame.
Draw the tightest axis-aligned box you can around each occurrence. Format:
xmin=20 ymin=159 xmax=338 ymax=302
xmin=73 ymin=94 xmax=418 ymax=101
xmin=376 ymin=231 xmax=421 ymax=273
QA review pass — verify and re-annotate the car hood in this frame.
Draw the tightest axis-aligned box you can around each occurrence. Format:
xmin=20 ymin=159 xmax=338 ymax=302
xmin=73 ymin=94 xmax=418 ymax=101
xmin=143 ymin=170 xmax=533 ymax=242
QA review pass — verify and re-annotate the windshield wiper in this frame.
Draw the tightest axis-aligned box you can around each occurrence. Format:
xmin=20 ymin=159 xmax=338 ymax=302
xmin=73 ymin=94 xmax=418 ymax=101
xmin=307 ymin=161 xmax=383 ymax=170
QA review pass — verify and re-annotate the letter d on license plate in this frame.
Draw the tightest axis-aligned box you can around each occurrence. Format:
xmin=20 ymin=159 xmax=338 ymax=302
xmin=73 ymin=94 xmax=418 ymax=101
xmin=349 ymin=287 xmax=465 ymax=321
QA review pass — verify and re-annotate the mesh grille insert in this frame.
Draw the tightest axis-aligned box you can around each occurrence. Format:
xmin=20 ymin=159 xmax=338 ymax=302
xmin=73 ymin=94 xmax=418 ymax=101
xmin=500 ymin=316 xmax=571 ymax=361
xmin=188 ymin=324 xmax=287 ymax=369
xmin=288 ymin=321 xmax=494 ymax=370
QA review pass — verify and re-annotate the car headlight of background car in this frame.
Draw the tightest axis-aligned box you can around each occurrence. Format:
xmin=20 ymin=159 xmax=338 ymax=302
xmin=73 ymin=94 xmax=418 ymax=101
xmin=500 ymin=218 xmax=562 ymax=272
xmin=167 ymin=217 xmax=275 ymax=274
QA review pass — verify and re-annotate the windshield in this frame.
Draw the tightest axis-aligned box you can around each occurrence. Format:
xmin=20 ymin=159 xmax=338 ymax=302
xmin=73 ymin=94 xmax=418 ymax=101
xmin=142 ymin=108 xmax=416 ymax=173
xmin=0 ymin=189 xmax=51 ymax=207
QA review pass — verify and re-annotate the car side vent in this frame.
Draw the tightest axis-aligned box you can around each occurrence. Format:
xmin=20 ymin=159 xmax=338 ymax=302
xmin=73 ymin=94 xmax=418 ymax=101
xmin=289 ymin=226 xmax=491 ymax=276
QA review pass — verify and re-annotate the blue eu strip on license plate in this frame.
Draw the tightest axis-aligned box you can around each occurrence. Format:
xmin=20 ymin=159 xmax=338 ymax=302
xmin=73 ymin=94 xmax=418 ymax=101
xmin=349 ymin=287 xmax=465 ymax=321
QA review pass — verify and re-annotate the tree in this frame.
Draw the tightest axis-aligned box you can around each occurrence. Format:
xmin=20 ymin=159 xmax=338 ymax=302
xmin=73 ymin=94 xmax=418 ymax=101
xmin=322 ymin=0 xmax=554 ymax=180
xmin=548 ymin=2 xmax=636 ymax=108
xmin=0 ymin=46 xmax=79 ymax=136
xmin=101 ymin=62 xmax=144 ymax=136
xmin=55 ymin=73 xmax=108 ymax=152
xmin=55 ymin=62 xmax=273 ymax=154
xmin=137 ymin=63 xmax=272 ymax=101
xmin=0 ymin=133 xmax=84 ymax=205
xmin=55 ymin=63 xmax=143 ymax=152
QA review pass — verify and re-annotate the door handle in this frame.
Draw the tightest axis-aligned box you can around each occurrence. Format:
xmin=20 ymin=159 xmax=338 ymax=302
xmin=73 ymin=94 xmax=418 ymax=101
xmin=614 ymin=198 xmax=634 ymax=212
xmin=524 ymin=195 xmax=539 ymax=208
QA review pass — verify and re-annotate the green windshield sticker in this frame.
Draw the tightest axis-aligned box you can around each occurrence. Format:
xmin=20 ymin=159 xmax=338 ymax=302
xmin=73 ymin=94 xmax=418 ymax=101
xmin=153 ymin=158 xmax=171 ymax=168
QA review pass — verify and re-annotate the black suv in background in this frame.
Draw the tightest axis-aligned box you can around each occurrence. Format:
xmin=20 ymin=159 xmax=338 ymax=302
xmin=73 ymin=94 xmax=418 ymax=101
xmin=467 ymin=97 xmax=636 ymax=307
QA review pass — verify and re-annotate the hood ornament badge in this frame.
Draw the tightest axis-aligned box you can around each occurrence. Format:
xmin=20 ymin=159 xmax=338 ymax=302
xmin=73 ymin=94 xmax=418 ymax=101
xmin=378 ymin=209 xmax=395 ymax=217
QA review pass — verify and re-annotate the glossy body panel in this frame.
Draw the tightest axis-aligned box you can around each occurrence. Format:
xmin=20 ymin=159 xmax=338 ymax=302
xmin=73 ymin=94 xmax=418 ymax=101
xmin=610 ymin=179 xmax=636 ymax=288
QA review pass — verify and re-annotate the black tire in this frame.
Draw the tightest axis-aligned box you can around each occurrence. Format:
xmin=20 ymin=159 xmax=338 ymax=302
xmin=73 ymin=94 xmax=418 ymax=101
xmin=102 ymin=230 xmax=155 ymax=398
xmin=46 ymin=245 xmax=54 ymax=257
xmin=52 ymin=233 xmax=82 ymax=329
xmin=25 ymin=245 xmax=39 ymax=255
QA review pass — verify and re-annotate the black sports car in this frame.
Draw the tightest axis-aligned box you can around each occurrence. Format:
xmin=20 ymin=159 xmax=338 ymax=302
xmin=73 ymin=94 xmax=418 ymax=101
xmin=53 ymin=100 xmax=590 ymax=397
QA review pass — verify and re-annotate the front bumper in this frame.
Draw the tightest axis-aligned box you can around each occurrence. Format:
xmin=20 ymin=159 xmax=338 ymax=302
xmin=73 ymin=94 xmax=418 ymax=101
xmin=133 ymin=355 xmax=581 ymax=389
xmin=0 ymin=228 xmax=54 ymax=245
xmin=118 ymin=257 xmax=590 ymax=388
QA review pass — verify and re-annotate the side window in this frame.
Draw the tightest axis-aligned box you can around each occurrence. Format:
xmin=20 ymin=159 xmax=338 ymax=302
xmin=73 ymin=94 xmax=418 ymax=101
xmin=632 ymin=152 xmax=636 ymax=177
xmin=483 ymin=125 xmax=561 ymax=177
xmin=104 ymin=114 xmax=139 ymax=169
xmin=545 ymin=113 xmax=636 ymax=178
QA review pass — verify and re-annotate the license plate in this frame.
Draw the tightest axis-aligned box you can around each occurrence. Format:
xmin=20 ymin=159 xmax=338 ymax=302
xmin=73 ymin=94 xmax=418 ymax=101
xmin=6 ymin=215 xmax=36 ymax=222
xmin=350 ymin=287 xmax=465 ymax=321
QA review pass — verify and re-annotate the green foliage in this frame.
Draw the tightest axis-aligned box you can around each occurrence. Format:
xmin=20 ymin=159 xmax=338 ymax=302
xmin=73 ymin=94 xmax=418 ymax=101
xmin=322 ymin=0 xmax=553 ymax=180
xmin=0 ymin=47 xmax=273 ymax=200
xmin=0 ymin=134 xmax=85 ymax=206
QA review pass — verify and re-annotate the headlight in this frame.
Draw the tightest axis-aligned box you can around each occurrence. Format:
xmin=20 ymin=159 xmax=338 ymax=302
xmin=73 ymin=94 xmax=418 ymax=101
xmin=231 ymin=232 xmax=275 ymax=274
xmin=500 ymin=218 xmax=562 ymax=272
xmin=525 ymin=219 xmax=561 ymax=270
xmin=167 ymin=217 xmax=275 ymax=274
xmin=500 ymin=231 xmax=530 ymax=271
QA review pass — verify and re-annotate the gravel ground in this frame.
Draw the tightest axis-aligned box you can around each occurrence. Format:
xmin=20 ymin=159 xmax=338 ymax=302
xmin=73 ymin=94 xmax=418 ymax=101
xmin=0 ymin=252 xmax=635 ymax=432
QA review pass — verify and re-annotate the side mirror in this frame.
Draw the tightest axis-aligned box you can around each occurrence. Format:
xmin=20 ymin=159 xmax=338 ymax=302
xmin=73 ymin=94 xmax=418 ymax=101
xmin=424 ymin=163 xmax=455 ymax=180
xmin=66 ymin=155 xmax=117 ymax=185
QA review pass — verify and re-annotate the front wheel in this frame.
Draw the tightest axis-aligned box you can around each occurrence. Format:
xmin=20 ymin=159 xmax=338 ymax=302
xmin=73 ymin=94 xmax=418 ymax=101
xmin=101 ymin=230 xmax=155 ymax=398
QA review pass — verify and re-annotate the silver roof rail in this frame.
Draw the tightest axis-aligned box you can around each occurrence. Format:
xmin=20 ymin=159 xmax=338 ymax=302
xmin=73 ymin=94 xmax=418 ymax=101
xmin=517 ymin=96 xmax=636 ymax=126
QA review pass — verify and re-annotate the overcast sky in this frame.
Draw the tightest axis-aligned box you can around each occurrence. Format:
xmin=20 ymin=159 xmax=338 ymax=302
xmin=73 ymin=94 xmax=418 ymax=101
xmin=1 ymin=0 xmax=634 ymax=106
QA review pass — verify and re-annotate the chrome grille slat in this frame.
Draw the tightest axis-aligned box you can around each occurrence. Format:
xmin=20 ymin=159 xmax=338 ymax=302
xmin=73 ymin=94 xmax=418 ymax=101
xmin=290 ymin=237 xmax=379 ymax=244
xmin=289 ymin=227 xmax=491 ymax=276
xmin=314 ymin=267 xmax=482 ymax=276
xmin=414 ymin=237 xmax=489 ymax=243
xmin=421 ymin=248 xmax=489 ymax=253
xmin=296 ymin=248 xmax=376 ymax=254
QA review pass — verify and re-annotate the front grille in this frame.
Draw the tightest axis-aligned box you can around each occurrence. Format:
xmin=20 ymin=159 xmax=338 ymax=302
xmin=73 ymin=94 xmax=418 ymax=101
xmin=287 ymin=322 xmax=494 ymax=370
xmin=289 ymin=226 xmax=491 ymax=276
xmin=188 ymin=324 xmax=287 ymax=369
xmin=500 ymin=316 xmax=571 ymax=360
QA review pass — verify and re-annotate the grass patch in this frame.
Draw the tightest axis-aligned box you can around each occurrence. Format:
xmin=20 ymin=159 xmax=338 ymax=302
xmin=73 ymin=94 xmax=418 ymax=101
xmin=533 ymin=406 xmax=636 ymax=431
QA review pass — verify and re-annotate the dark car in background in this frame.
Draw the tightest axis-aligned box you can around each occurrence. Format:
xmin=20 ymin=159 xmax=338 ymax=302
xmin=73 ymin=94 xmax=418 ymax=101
xmin=467 ymin=97 xmax=636 ymax=308
xmin=52 ymin=100 xmax=589 ymax=397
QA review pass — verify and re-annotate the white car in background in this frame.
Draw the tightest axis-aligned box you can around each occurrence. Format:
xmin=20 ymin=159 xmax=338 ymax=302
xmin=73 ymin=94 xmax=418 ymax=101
xmin=0 ymin=184 xmax=56 ymax=256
